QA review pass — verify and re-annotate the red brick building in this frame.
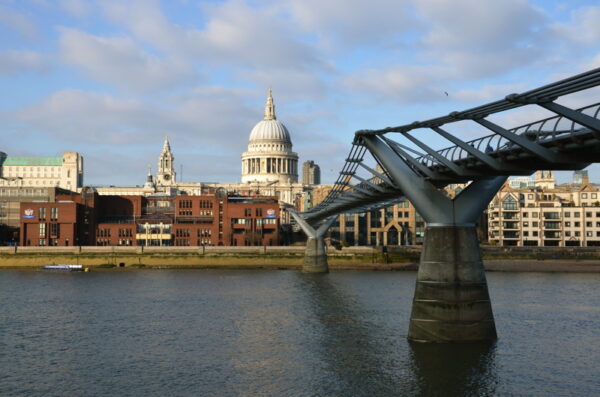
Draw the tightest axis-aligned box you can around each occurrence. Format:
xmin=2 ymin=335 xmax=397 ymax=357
xmin=20 ymin=189 xmax=280 ymax=246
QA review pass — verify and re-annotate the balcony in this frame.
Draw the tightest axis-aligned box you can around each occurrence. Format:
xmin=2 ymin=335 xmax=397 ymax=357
xmin=543 ymin=212 xmax=561 ymax=220
xmin=543 ymin=231 xmax=562 ymax=239
xmin=543 ymin=222 xmax=561 ymax=230
xmin=502 ymin=212 xmax=520 ymax=220
xmin=502 ymin=222 xmax=520 ymax=230
xmin=502 ymin=231 xmax=520 ymax=239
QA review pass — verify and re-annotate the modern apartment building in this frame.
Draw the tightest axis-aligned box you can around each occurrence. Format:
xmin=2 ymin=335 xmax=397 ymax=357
xmin=488 ymin=174 xmax=600 ymax=246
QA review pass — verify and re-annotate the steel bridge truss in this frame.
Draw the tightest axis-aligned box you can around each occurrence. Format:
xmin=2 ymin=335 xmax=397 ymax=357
xmin=300 ymin=67 xmax=600 ymax=225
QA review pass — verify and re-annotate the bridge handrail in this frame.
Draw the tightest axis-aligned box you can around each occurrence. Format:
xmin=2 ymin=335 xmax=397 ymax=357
xmin=299 ymin=67 xmax=600 ymax=221
xmin=417 ymin=102 xmax=600 ymax=167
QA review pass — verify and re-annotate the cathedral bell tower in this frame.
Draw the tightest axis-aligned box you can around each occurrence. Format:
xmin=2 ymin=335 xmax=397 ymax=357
xmin=157 ymin=136 xmax=176 ymax=186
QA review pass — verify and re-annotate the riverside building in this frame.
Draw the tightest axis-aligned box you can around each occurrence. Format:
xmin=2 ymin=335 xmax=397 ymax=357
xmin=488 ymin=171 xmax=600 ymax=246
xmin=0 ymin=151 xmax=83 ymax=191
xmin=19 ymin=189 xmax=280 ymax=247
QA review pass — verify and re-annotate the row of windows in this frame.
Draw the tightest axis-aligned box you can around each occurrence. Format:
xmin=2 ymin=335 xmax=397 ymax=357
xmin=177 ymin=200 xmax=214 ymax=209
xmin=174 ymin=229 xmax=213 ymax=237
xmin=174 ymin=239 xmax=213 ymax=246
xmin=36 ymin=207 xmax=59 ymax=220
xmin=37 ymin=223 xmax=60 ymax=237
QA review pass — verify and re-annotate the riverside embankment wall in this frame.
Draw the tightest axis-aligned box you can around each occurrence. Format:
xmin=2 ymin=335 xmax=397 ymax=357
xmin=1 ymin=245 xmax=599 ymax=271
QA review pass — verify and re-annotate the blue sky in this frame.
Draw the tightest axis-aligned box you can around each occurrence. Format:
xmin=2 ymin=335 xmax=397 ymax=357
xmin=1 ymin=0 xmax=600 ymax=186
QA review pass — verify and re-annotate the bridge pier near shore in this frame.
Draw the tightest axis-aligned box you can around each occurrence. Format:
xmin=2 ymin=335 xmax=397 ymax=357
xmin=303 ymin=236 xmax=329 ymax=273
xmin=288 ymin=210 xmax=338 ymax=273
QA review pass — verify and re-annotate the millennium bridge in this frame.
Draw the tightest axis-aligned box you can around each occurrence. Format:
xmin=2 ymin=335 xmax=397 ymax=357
xmin=288 ymin=67 xmax=600 ymax=342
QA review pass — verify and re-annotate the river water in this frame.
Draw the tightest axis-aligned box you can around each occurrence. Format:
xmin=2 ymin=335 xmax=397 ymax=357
xmin=0 ymin=269 xmax=598 ymax=396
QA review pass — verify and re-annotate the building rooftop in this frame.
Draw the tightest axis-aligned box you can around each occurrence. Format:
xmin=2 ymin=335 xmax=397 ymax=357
xmin=0 ymin=157 xmax=63 ymax=166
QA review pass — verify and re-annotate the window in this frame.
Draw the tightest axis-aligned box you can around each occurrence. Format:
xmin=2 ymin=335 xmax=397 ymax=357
xmin=528 ymin=194 xmax=533 ymax=199
xmin=39 ymin=223 xmax=46 ymax=237
xmin=533 ymin=231 xmax=538 ymax=237
xmin=582 ymin=193 xmax=588 ymax=199
xmin=574 ymin=212 xmax=581 ymax=217
xmin=564 ymin=212 xmax=570 ymax=217
xmin=256 ymin=208 xmax=262 ymax=217
xmin=523 ymin=212 xmax=528 ymax=217
xmin=587 ymin=231 xmax=593 ymax=237
xmin=244 ymin=208 xmax=251 ymax=216
xmin=586 ymin=212 xmax=593 ymax=218
xmin=565 ymin=231 xmax=571 ymax=237
xmin=523 ymin=231 xmax=529 ymax=236
xmin=38 ymin=207 xmax=46 ymax=220
xmin=592 ymin=193 xmax=597 ymax=199
xmin=565 ymin=222 xmax=571 ymax=227
xmin=523 ymin=222 xmax=529 ymax=227
xmin=575 ymin=231 xmax=581 ymax=237
xmin=575 ymin=222 xmax=581 ymax=227
xmin=587 ymin=222 xmax=593 ymax=227
xmin=502 ymin=195 xmax=518 ymax=210
xmin=532 ymin=213 xmax=539 ymax=218
xmin=50 ymin=223 xmax=59 ymax=237
xmin=50 ymin=207 xmax=58 ymax=220
xmin=533 ymin=222 xmax=539 ymax=227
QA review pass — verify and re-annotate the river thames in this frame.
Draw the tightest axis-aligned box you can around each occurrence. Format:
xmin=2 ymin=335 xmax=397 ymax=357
xmin=1 ymin=269 xmax=598 ymax=396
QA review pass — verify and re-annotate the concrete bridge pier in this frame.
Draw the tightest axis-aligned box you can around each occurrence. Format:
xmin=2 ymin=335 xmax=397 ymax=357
xmin=303 ymin=235 xmax=329 ymax=273
xmin=362 ymin=135 xmax=506 ymax=342
xmin=409 ymin=224 xmax=495 ymax=342
xmin=288 ymin=210 xmax=338 ymax=273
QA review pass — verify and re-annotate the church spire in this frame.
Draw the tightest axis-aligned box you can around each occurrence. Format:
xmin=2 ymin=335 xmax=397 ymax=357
xmin=163 ymin=136 xmax=171 ymax=151
xmin=264 ymin=88 xmax=276 ymax=120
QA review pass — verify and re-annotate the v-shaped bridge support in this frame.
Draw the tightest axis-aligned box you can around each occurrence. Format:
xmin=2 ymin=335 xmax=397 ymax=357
xmin=363 ymin=135 xmax=507 ymax=342
xmin=288 ymin=210 xmax=338 ymax=273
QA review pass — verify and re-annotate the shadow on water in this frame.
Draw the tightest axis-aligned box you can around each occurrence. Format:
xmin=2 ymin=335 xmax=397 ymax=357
xmin=295 ymin=273 xmax=499 ymax=397
xmin=409 ymin=341 xmax=499 ymax=397
xmin=294 ymin=273 xmax=418 ymax=396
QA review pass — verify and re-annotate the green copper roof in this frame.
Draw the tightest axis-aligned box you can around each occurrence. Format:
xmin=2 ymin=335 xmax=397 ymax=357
xmin=0 ymin=157 xmax=63 ymax=166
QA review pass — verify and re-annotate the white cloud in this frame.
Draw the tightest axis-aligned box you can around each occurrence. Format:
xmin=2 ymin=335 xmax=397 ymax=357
xmin=0 ymin=4 xmax=39 ymax=39
xmin=551 ymin=6 xmax=600 ymax=46
xmin=287 ymin=0 xmax=415 ymax=50
xmin=58 ymin=28 xmax=198 ymax=92
xmin=453 ymin=83 xmax=527 ymax=102
xmin=0 ymin=50 xmax=47 ymax=75
xmin=59 ymin=0 xmax=92 ymax=18
xmin=342 ymin=65 xmax=452 ymax=103
xmin=414 ymin=0 xmax=545 ymax=78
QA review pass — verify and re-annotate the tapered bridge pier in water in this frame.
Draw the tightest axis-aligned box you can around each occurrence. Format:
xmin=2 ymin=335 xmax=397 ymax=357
xmin=288 ymin=67 xmax=600 ymax=342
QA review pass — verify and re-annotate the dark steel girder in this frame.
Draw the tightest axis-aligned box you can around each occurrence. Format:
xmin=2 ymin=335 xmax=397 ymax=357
xmin=300 ymin=67 xmax=600 ymax=223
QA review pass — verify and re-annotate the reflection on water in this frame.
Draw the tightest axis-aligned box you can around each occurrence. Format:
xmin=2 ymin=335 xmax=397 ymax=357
xmin=296 ymin=273 xmax=418 ymax=396
xmin=0 ymin=270 xmax=598 ymax=396
xmin=409 ymin=341 xmax=498 ymax=397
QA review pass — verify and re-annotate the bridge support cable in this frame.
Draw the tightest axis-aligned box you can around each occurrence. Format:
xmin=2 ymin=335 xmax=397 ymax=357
xmin=362 ymin=134 xmax=507 ymax=342
xmin=430 ymin=126 xmax=507 ymax=171
xmin=474 ymin=118 xmax=572 ymax=164
xmin=537 ymin=102 xmax=600 ymax=138
xmin=288 ymin=209 xmax=338 ymax=273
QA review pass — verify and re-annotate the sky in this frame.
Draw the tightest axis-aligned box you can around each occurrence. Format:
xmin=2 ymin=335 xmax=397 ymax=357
xmin=1 ymin=0 xmax=600 ymax=186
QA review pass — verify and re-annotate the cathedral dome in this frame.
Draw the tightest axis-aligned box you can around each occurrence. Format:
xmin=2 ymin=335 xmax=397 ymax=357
xmin=241 ymin=89 xmax=299 ymax=184
xmin=249 ymin=119 xmax=291 ymax=143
